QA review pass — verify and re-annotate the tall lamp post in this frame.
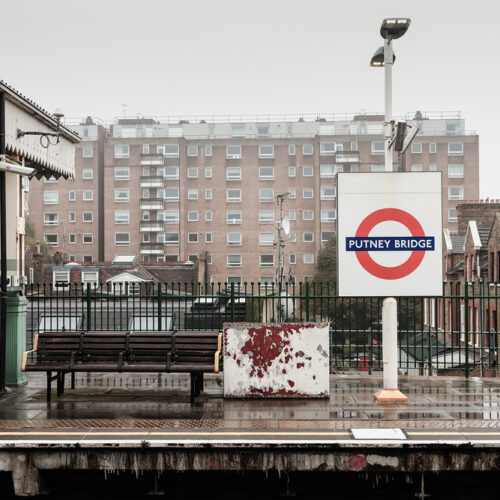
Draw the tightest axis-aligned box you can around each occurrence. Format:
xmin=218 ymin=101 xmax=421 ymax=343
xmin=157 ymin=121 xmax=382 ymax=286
xmin=370 ymin=18 xmax=411 ymax=403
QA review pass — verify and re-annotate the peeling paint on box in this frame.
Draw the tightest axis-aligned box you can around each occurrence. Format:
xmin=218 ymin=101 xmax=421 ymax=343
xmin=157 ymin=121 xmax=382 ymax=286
xmin=223 ymin=323 xmax=330 ymax=398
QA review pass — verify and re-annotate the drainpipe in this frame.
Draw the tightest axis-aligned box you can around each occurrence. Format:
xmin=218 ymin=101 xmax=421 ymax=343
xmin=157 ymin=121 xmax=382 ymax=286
xmin=0 ymin=92 xmax=7 ymax=396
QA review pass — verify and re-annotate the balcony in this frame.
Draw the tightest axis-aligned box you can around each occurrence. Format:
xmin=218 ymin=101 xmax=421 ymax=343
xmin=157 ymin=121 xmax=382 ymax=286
xmin=140 ymin=243 xmax=164 ymax=255
xmin=335 ymin=152 xmax=360 ymax=163
xmin=140 ymin=220 xmax=164 ymax=232
xmin=140 ymin=175 xmax=164 ymax=188
xmin=140 ymin=154 xmax=164 ymax=165
xmin=140 ymin=198 xmax=164 ymax=210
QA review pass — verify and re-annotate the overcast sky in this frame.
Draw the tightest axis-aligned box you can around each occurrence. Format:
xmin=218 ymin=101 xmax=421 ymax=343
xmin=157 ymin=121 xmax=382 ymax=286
xmin=1 ymin=0 xmax=499 ymax=197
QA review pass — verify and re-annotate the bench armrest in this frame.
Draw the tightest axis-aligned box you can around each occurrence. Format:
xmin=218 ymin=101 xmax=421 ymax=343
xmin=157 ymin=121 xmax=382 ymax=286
xmin=214 ymin=332 xmax=222 ymax=373
xmin=21 ymin=334 xmax=39 ymax=372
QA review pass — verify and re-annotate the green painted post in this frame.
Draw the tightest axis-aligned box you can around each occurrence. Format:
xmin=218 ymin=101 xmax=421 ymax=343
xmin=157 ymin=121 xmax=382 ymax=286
xmin=86 ymin=283 xmax=91 ymax=331
xmin=157 ymin=283 xmax=162 ymax=331
xmin=305 ymin=281 xmax=310 ymax=321
xmin=5 ymin=291 xmax=28 ymax=386
xmin=230 ymin=282 xmax=235 ymax=322
xmin=464 ymin=282 xmax=469 ymax=379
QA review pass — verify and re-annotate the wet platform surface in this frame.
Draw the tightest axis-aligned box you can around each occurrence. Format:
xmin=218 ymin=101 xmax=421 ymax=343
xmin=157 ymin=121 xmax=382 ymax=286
xmin=1 ymin=373 xmax=500 ymax=445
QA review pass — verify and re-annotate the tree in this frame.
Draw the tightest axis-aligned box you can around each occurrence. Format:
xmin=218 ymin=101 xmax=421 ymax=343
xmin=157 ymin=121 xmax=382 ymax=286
xmin=312 ymin=233 xmax=337 ymax=285
xmin=25 ymin=220 xmax=53 ymax=264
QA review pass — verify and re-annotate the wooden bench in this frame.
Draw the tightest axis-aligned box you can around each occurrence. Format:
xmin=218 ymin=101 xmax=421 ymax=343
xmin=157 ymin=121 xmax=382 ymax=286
xmin=22 ymin=330 xmax=222 ymax=404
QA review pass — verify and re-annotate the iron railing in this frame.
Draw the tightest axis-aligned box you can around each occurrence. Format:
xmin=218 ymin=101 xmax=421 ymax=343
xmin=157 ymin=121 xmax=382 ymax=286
xmin=25 ymin=281 xmax=500 ymax=377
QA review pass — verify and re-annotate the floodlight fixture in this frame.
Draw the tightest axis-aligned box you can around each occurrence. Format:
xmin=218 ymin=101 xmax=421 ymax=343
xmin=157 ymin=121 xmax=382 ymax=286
xmin=370 ymin=46 xmax=395 ymax=67
xmin=380 ymin=18 xmax=411 ymax=40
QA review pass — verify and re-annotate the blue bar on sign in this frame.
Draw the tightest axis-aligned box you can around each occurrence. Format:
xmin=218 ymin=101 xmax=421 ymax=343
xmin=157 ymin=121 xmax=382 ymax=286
xmin=345 ymin=237 xmax=435 ymax=252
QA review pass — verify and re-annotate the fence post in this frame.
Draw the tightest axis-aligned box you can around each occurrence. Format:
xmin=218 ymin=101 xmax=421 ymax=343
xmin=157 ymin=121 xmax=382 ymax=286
xmin=464 ymin=282 xmax=469 ymax=379
xmin=305 ymin=281 xmax=310 ymax=321
xmin=86 ymin=283 xmax=91 ymax=331
xmin=230 ymin=282 xmax=235 ymax=322
xmin=157 ymin=283 xmax=162 ymax=331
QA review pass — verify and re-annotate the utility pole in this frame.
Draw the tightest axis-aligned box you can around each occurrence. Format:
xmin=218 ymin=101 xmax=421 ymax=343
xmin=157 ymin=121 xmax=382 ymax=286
xmin=276 ymin=192 xmax=289 ymax=321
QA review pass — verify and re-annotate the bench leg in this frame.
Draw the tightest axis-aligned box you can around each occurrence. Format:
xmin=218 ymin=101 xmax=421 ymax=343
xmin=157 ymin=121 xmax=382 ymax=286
xmin=71 ymin=372 xmax=75 ymax=390
xmin=195 ymin=372 xmax=204 ymax=397
xmin=190 ymin=373 xmax=197 ymax=406
xmin=56 ymin=372 xmax=62 ymax=397
xmin=46 ymin=371 xmax=52 ymax=404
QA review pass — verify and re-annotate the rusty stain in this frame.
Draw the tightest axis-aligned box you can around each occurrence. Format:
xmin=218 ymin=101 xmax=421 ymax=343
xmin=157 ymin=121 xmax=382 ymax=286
xmin=288 ymin=380 xmax=295 ymax=388
xmin=297 ymin=363 xmax=305 ymax=369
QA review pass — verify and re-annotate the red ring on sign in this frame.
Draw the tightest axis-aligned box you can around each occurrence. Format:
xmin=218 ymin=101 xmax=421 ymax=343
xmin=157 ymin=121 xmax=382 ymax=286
xmin=355 ymin=208 xmax=426 ymax=280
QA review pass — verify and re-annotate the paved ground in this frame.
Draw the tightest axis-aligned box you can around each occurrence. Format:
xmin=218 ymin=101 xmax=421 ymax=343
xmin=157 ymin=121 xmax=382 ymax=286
xmin=1 ymin=373 xmax=500 ymax=444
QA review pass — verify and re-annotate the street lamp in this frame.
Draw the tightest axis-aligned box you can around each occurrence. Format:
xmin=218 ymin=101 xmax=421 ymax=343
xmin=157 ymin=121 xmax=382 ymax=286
xmin=370 ymin=18 xmax=411 ymax=403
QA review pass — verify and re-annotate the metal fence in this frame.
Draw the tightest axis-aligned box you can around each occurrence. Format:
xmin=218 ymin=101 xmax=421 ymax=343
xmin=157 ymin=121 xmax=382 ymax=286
xmin=25 ymin=281 xmax=500 ymax=377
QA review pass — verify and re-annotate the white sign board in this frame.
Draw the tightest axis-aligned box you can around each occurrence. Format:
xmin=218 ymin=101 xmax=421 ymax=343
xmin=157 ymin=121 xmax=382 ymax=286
xmin=337 ymin=172 xmax=442 ymax=297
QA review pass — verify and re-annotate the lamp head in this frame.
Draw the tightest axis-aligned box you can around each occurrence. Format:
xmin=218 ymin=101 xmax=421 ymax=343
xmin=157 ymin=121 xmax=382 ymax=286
xmin=380 ymin=18 xmax=411 ymax=40
xmin=53 ymin=108 xmax=64 ymax=121
xmin=370 ymin=46 xmax=395 ymax=67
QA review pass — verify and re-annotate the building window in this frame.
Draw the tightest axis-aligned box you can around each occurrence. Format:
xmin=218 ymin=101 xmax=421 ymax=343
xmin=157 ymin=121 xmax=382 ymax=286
xmin=188 ymin=211 xmax=198 ymax=222
xmin=448 ymin=186 xmax=464 ymax=200
xmin=114 ymin=144 xmax=129 ymax=158
xmin=289 ymin=254 xmax=296 ymax=265
xmin=83 ymin=190 xmax=93 ymax=201
xmin=289 ymin=188 xmax=296 ymax=199
xmin=260 ymin=255 xmax=274 ymax=267
xmin=165 ymin=166 xmax=179 ymax=179
xmin=69 ymin=211 xmax=76 ymax=222
xmin=69 ymin=191 xmax=76 ymax=201
xmin=303 ymin=188 xmax=313 ymax=199
xmin=448 ymin=142 xmax=464 ymax=156
xmin=226 ymin=145 xmax=242 ymax=159
xmin=205 ymin=145 xmax=213 ymax=157
xmin=205 ymin=210 xmax=213 ymax=222
xmin=411 ymin=143 xmax=422 ymax=153
xmin=44 ymin=234 xmax=58 ymax=246
xmin=259 ymin=210 xmax=274 ymax=224
xmin=429 ymin=143 xmax=437 ymax=153
xmin=350 ymin=141 xmax=358 ymax=151
xmin=115 ymin=233 xmax=130 ymax=245
xmin=142 ymin=144 xmax=150 ymax=154
xmin=227 ymin=276 xmax=241 ymax=284
xmin=43 ymin=191 xmax=58 ymax=204
xmin=83 ymin=233 xmax=93 ymax=244
xmin=164 ymin=232 xmax=180 ymax=245
xmin=227 ymin=210 xmax=242 ymax=224
xmin=302 ymin=144 xmax=313 ymax=155
xmin=227 ymin=232 xmax=242 ymax=246
xmin=187 ymin=167 xmax=198 ymax=178
xmin=289 ymin=144 xmax=296 ymax=155
xmin=205 ymin=167 xmax=212 ymax=178
xmin=187 ymin=189 xmax=198 ymax=200
xmin=82 ymin=272 xmax=99 ymax=286
xmin=259 ymin=167 xmax=274 ymax=180
xmin=321 ymin=231 xmax=335 ymax=243
xmin=289 ymin=166 xmax=296 ymax=177
xmin=369 ymin=141 xmax=384 ymax=155
xmin=227 ymin=189 xmax=241 ymax=202
xmin=83 ymin=212 xmax=93 ymax=223
xmin=429 ymin=164 xmax=437 ymax=171
xmin=320 ymin=142 xmax=335 ymax=156
xmin=303 ymin=166 xmax=314 ymax=177
xmin=165 ymin=188 xmax=179 ymax=201
xmin=143 ymin=211 xmax=150 ymax=221
xmin=69 ymin=234 xmax=76 ymax=244
xmin=259 ymin=233 xmax=274 ymax=246
xmin=258 ymin=145 xmax=274 ymax=158
xmin=371 ymin=164 xmax=385 ymax=173
xmin=289 ymin=210 xmax=296 ymax=221
xmin=83 ymin=256 xmax=93 ymax=263
xmin=231 ymin=125 xmax=245 ymax=138
xmin=142 ymin=188 xmax=150 ymax=199
xmin=205 ymin=189 xmax=213 ymax=200
xmin=303 ymin=232 xmax=314 ymax=242
xmin=187 ymin=145 xmax=198 ymax=157
xmin=350 ymin=164 xmax=359 ymax=172
xmin=289 ymin=232 xmax=296 ymax=243
xmin=303 ymin=210 xmax=314 ymax=220
xmin=321 ymin=209 xmax=336 ymax=222
xmin=448 ymin=208 xmax=458 ymax=222
xmin=303 ymin=254 xmax=314 ymax=264
xmin=320 ymin=186 xmax=336 ymax=200
xmin=257 ymin=125 xmax=270 ymax=138
xmin=44 ymin=213 xmax=58 ymax=225
xmin=82 ymin=169 xmax=93 ymax=180
xmin=205 ymin=232 xmax=212 ymax=243
xmin=226 ymin=167 xmax=242 ymax=181
xmin=448 ymin=164 xmax=464 ymax=178
xmin=164 ymin=144 xmax=180 ymax=158
xmin=188 ymin=233 xmax=198 ymax=243
xmin=227 ymin=255 xmax=242 ymax=267
xmin=115 ymin=188 xmax=129 ymax=202
xmin=320 ymin=164 xmax=335 ymax=178
xmin=114 ymin=167 xmax=130 ymax=180
xmin=82 ymin=147 xmax=93 ymax=158
xmin=259 ymin=276 xmax=274 ymax=288
xmin=411 ymin=164 xmax=423 ymax=172
xmin=164 ymin=210 xmax=179 ymax=224
xmin=259 ymin=188 xmax=274 ymax=202
xmin=52 ymin=270 xmax=70 ymax=289
xmin=115 ymin=210 xmax=130 ymax=224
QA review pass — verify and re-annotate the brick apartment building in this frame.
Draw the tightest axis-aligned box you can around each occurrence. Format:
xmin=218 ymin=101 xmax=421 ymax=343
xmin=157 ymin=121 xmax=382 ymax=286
xmin=27 ymin=111 xmax=479 ymax=285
